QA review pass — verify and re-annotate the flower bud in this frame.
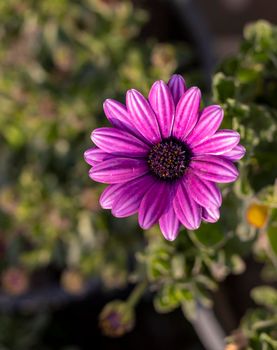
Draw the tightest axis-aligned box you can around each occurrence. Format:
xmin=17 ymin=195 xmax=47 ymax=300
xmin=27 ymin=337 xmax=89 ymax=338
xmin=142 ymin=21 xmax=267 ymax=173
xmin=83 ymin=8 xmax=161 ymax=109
xmin=101 ymin=265 xmax=127 ymax=290
xmin=151 ymin=44 xmax=177 ymax=72
xmin=60 ymin=268 xmax=85 ymax=295
xmin=99 ymin=300 xmax=135 ymax=337
xmin=1 ymin=267 xmax=29 ymax=296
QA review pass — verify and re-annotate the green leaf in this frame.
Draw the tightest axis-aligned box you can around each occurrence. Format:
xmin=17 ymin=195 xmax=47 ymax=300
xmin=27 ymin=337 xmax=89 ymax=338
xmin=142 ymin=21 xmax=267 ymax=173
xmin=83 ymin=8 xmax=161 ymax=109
xmin=153 ymin=285 xmax=180 ymax=313
xmin=195 ymin=275 xmax=217 ymax=291
xmin=191 ymin=223 xmax=225 ymax=248
xmin=251 ymin=286 xmax=277 ymax=310
xmin=171 ymin=254 xmax=185 ymax=279
xmin=229 ymin=255 xmax=246 ymax=275
xmin=175 ymin=285 xmax=194 ymax=302
xmin=267 ymin=208 xmax=277 ymax=256
xmin=259 ymin=333 xmax=277 ymax=348
xmin=212 ymin=72 xmax=236 ymax=103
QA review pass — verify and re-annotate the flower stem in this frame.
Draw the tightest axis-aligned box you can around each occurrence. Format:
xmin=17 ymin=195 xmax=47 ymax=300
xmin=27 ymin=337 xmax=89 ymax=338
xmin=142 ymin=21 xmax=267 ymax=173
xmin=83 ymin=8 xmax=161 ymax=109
xmin=127 ymin=280 xmax=147 ymax=308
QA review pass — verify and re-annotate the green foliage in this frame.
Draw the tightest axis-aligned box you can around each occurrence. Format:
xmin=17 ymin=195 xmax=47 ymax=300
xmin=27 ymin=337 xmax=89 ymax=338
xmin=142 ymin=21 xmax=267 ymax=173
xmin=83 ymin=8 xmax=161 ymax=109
xmin=216 ymin=21 xmax=277 ymax=348
xmin=0 ymin=0 xmax=187 ymax=281
xmin=190 ymin=222 xmax=225 ymax=248
xmin=227 ymin=286 xmax=277 ymax=350
xmin=213 ymin=20 xmax=277 ymax=193
xmin=267 ymin=209 xmax=277 ymax=256
xmin=213 ymin=19 xmax=277 ymax=290
xmin=138 ymin=227 xmax=245 ymax=320
xmin=251 ymin=286 xmax=277 ymax=310
xmin=0 ymin=313 xmax=48 ymax=350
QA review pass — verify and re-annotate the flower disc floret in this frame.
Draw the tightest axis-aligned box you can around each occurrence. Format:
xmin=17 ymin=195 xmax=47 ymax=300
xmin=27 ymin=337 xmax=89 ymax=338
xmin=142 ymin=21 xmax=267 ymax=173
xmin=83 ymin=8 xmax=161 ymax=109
xmin=147 ymin=137 xmax=192 ymax=181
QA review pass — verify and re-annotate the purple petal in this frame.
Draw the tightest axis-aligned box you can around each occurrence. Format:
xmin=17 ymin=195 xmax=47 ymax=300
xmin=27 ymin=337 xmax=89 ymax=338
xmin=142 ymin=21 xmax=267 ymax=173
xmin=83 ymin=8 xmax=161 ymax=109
xmin=185 ymin=172 xmax=222 ymax=208
xmin=223 ymin=144 xmax=246 ymax=161
xmin=192 ymin=130 xmax=240 ymax=155
xmin=149 ymin=80 xmax=175 ymax=138
xmin=186 ymin=105 xmax=224 ymax=146
xmin=104 ymin=98 xmax=150 ymax=144
xmin=173 ymin=181 xmax=202 ymax=230
xmin=91 ymin=127 xmax=149 ymax=157
xmin=112 ymin=175 xmax=155 ymax=218
xmin=103 ymin=99 xmax=132 ymax=133
xmin=89 ymin=158 xmax=148 ymax=184
xmin=138 ymin=181 xmax=171 ymax=229
xmin=100 ymin=184 xmax=123 ymax=209
xmin=172 ymin=87 xmax=201 ymax=140
xmin=126 ymin=89 xmax=161 ymax=144
xmin=202 ymin=207 xmax=220 ymax=223
xmin=190 ymin=155 xmax=239 ymax=183
xmin=167 ymin=74 xmax=187 ymax=106
xmin=84 ymin=147 xmax=110 ymax=166
xmin=159 ymin=206 xmax=180 ymax=241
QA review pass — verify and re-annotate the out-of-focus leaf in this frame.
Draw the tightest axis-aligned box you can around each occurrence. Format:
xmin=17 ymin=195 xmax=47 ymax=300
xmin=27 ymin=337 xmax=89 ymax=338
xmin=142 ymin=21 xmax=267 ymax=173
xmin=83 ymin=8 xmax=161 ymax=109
xmin=212 ymin=72 xmax=236 ymax=103
xmin=251 ymin=286 xmax=277 ymax=310
xmin=154 ymin=284 xmax=180 ymax=313
xmin=267 ymin=208 xmax=277 ymax=256
xmin=191 ymin=223 xmax=225 ymax=248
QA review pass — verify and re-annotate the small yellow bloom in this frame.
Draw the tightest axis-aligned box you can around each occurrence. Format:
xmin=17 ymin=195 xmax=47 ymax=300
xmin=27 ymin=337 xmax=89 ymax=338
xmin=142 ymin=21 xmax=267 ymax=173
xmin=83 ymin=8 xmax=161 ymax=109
xmin=61 ymin=269 xmax=85 ymax=295
xmin=246 ymin=203 xmax=269 ymax=228
xmin=225 ymin=344 xmax=239 ymax=350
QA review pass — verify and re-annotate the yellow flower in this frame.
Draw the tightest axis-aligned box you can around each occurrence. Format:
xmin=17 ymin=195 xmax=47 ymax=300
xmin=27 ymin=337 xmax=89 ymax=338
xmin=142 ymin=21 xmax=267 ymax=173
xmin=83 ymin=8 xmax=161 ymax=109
xmin=61 ymin=269 xmax=85 ymax=295
xmin=225 ymin=344 xmax=239 ymax=350
xmin=246 ymin=203 xmax=269 ymax=228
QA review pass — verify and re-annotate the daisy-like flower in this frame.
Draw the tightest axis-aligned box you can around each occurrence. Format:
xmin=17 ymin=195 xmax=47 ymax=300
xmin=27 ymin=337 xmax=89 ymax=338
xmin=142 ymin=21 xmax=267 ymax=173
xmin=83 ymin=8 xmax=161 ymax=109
xmin=84 ymin=75 xmax=245 ymax=241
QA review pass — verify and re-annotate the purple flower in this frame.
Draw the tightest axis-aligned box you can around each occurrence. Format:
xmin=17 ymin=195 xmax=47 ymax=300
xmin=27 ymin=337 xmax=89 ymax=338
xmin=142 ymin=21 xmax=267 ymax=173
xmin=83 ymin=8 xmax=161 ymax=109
xmin=84 ymin=75 xmax=245 ymax=241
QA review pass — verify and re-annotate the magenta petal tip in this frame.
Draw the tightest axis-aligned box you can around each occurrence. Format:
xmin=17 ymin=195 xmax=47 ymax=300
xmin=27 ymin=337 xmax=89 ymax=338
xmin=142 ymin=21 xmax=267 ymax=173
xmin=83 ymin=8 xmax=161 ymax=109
xmin=224 ymin=144 xmax=246 ymax=161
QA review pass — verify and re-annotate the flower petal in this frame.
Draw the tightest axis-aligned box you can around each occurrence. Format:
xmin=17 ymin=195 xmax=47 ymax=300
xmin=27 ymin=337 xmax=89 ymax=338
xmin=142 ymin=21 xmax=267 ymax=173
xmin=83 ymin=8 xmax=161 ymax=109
xmin=172 ymin=87 xmax=201 ymax=140
xmin=104 ymin=98 xmax=150 ymax=144
xmin=168 ymin=74 xmax=187 ymax=106
xmin=91 ymin=127 xmax=150 ymax=157
xmin=159 ymin=206 xmax=180 ymax=241
xmin=186 ymin=172 xmax=222 ymax=208
xmin=202 ymin=207 xmax=220 ymax=223
xmin=89 ymin=158 xmax=148 ymax=184
xmin=190 ymin=155 xmax=239 ymax=183
xmin=223 ymin=144 xmax=246 ymax=161
xmin=84 ymin=147 xmax=110 ymax=166
xmin=149 ymin=80 xmax=175 ymax=138
xmin=138 ymin=181 xmax=171 ymax=229
xmin=186 ymin=105 xmax=224 ymax=146
xmin=192 ymin=130 xmax=240 ymax=155
xmin=173 ymin=181 xmax=202 ymax=230
xmin=126 ymin=89 xmax=161 ymax=143
xmin=112 ymin=175 xmax=155 ymax=218
xmin=103 ymin=99 xmax=133 ymax=133
xmin=99 ymin=184 xmax=123 ymax=209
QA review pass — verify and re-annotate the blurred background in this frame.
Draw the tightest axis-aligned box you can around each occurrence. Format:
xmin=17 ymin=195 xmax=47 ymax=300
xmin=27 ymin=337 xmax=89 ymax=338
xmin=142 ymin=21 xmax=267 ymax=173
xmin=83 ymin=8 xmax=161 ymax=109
xmin=0 ymin=0 xmax=277 ymax=349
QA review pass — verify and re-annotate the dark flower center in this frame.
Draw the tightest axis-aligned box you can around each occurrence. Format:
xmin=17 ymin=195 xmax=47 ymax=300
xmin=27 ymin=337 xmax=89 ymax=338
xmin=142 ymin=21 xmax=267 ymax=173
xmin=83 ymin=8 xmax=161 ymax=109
xmin=147 ymin=137 xmax=192 ymax=181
